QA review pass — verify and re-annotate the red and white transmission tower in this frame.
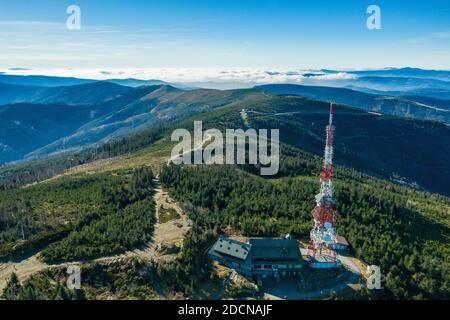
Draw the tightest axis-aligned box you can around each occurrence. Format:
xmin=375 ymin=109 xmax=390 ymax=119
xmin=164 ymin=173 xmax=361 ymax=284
xmin=308 ymin=103 xmax=341 ymax=268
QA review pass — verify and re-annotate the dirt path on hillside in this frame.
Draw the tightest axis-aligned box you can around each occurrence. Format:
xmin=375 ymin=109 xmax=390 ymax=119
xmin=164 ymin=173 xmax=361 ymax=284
xmin=240 ymin=109 xmax=250 ymax=127
xmin=0 ymin=181 xmax=192 ymax=293
xmin=127 ymin=180 xmax=192 ymax=262
xmin=168 ymin=133 xmax=212 ymax=164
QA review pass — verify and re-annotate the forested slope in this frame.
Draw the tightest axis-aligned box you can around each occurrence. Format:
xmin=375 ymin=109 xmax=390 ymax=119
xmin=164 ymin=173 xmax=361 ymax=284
xmin=172 ymin=95 xmax=450 ymax=196
xmin=0 ymin=167 xmax=156 ymax=262
xmin=158 ymin=98 xmax=449 ymax=299
xmin=1 ymin=88 xmax=449 ymax=300
xmin=160 ymin=159 xmax=449 ymax=299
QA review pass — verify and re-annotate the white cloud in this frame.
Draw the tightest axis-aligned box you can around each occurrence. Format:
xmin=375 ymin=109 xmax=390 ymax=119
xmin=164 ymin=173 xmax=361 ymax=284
xmin=313 ymin=72 xmax=358 ymax=80
xmin=0 ymin=67 xmax=358 ymax=87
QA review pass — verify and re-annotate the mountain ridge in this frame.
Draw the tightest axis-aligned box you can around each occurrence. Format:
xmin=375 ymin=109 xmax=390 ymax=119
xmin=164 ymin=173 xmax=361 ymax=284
xmin=0 ymin=81 xmax=131 ymax=106
xmin=256 ymin=84 xmax=449 ymax=123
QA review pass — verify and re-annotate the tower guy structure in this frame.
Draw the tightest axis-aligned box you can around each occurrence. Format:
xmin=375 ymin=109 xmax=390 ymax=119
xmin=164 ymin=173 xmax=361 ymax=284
xmin=308 ymin=103 xmax=345 ymax=268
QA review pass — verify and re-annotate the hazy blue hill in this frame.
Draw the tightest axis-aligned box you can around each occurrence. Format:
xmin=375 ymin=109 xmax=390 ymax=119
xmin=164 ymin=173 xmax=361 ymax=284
xmin=0 ymin=81 xmax=131 ymax=106
xmin=0 ymin=82 xmax=42 ymax=106
xmin=402 ymin=89 xmax=450 ymax=100
xmin=256 ymin=84 xmax=449 ymax=123
xmin=0 ymin=142 xmax=21 ymax=164
xmin=308 ymin=68 xmax=450 ymax=99
xmin=321 ymin=67 xmax=450 ymax=81
xmin=28 ymin=86 xmax=271 ymax=158
xmin=347 ymin=74 xmax=450 ymax=99
xmin=402 ymin=95 xmax=450 ymax=111
xmin=0 ymin=83 xmax=269 ymax=164
xmin=0 ymin=74 xmax=95 ymax=87
xmin=345 ymin=85 xmax=450 ymax=101
xmin=105 ymin=78 xmax=167 ymax=87
xmin=0 ymin=73 xmax=176 ymax=89
xmin=354 ymin=76 xmax=450 ymax=92
xmin=0 ymin=103 xmax=92 ymax=163
xmin=348 ymin=67 xmax=450 ymax=81
xmin=0 ymin=85 xmax=166 ymax=164
xmin=31 ymin=82 xmax=130 ymax=105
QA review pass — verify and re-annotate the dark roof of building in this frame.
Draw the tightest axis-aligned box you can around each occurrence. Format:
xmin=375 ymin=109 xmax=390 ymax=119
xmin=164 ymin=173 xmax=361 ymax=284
xmin=336 ymin=235 xmax=349 ymax=246
xmin=211 ymin=237 xmax=251 ymax=261
xmin=249 ymin=238 xmax=301 ymax=262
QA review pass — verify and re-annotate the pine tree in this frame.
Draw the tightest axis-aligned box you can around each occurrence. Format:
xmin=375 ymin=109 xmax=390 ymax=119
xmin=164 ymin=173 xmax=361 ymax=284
xmin=72 ymin=289 xmax=86 ymax=300
xmin=54 ymin=283 xmax=69 ymax=300
xmin=19 ymin=284 xmax=37 ymax=300
xmin=1 ymin=272 xmax=21 ymax=300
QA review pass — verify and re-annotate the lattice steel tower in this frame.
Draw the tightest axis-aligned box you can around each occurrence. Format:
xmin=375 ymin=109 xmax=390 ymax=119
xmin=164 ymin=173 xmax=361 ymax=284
xmin=308 ymin=103 xmax=341 ymax=268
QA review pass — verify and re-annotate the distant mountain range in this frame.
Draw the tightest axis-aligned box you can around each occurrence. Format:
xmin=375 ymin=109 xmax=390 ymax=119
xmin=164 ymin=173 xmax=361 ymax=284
xmin=0 ymin=70 xmax=449 ymax=196
xmin=256 ymin=84 xmax=450 ymax=123
xmin=345 ymin=67 xmax=450 ymax=81
xmin=27 ymin=85 xmax=267 ymax=159
xmin=0 ymin=82 xmax=269 ymax=163
xmin=296 ymin=68 xmax=450 ymax=100
xmin=0 ymin=74 xmax=168 ymax=88
xmin=0 ymin=68 xmax=449 ymax=161
xmin=350 ymin=76 xmax=450 ymax=99
xmin=0 ymin=82 xmax=131 ymax=106
xmin=0 ymin=102 xmax=93 ymax=163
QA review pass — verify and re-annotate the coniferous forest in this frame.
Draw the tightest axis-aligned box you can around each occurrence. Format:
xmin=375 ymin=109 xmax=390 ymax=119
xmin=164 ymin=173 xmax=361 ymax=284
xmin=0 ymin=167 xmax=156 ymax=262
xmin=0 ymin=92 xmax=449 ymax=301
xmin=160 ymin=158 xmax=449 ymax=299
xmin=1 ymin=0 xmax=450 ymax=304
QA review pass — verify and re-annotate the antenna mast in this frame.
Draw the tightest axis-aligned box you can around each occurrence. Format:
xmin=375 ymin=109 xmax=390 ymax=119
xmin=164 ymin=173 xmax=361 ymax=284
xmin=308 ymin=103 xmax=341 ymax=268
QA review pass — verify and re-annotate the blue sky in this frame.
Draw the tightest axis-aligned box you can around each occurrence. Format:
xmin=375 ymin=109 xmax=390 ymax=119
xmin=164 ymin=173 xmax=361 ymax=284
xmin=0 ymin=0 xmax=449 ymax=76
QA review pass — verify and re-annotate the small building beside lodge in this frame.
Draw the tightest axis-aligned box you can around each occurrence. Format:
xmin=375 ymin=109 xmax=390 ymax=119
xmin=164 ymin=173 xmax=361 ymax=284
xmin=333 ymin=235 xmax=349 ymax=252
xmin=208 ymin=237 xmax=304 ymax=280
